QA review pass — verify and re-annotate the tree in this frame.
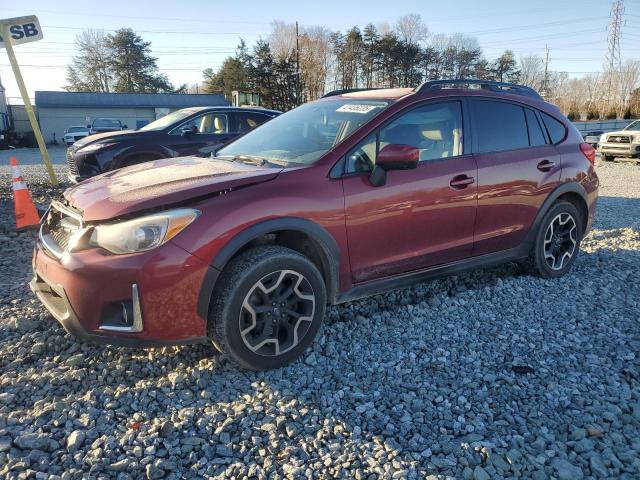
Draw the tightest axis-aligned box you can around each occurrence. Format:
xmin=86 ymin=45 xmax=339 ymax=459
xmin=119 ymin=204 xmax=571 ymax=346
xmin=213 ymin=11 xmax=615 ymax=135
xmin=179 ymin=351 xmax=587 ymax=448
xmin=202 ymin=57 xmax=247 ymax=97
xmin=491 ymin=50 xmax=520 ymax=83
xmin=65 ymin=30 xmax=111 ymax=92
xmin=519 ymin=54 xmax=544 ymax=90
xmin=106 ymin=28 xmax=175 ymax=93
xmin=394 ymin=13 xmax=428 ymax=46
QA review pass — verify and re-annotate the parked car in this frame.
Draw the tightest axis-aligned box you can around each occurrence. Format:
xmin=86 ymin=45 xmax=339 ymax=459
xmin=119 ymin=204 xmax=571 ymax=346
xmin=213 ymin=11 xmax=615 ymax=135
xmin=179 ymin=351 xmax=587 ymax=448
xmin=88 ymin=118 xmax=128 ymax=135
xmin=66 ymin=106 xmax=280 ymax=183
xmin=598 ymin=120 xmax=640 ymax=162
xmin=32 ymin=80 xmax=598 ymax=370
xmin=63 ymin=126 xmax=90 ymax=146
xmin=582 ymin=130 xmax=604 ymax=148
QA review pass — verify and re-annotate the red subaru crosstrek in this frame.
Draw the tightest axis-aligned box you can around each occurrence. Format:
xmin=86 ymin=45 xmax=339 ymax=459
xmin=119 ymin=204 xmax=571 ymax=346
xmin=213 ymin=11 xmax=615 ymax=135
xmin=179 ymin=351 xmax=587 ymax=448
xmin=32 ymin=80 xmax=599 ymax=370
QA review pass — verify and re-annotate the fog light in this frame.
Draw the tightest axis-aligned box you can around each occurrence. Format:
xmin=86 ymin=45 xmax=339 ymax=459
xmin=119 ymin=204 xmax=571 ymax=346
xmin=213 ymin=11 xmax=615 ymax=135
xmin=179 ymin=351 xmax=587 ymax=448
xmin=99 ymin=284 xmax=143 ymax=332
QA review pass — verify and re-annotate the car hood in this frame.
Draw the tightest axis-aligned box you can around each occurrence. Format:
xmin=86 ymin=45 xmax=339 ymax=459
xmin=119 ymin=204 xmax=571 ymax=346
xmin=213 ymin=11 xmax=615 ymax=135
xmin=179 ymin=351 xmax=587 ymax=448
xmin=72 ymin=130 xmax=139 ymax=148
xmin=64 ymin=156 xmax=282 ymax=221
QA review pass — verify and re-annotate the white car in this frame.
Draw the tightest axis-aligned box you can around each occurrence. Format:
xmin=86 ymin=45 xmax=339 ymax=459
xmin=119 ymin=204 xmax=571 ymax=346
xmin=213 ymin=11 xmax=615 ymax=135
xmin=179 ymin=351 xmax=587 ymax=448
xmin=63 ymin=126 xmax=90 ymax=146
xmin=598 ymin=120 xmax=640 ymax=162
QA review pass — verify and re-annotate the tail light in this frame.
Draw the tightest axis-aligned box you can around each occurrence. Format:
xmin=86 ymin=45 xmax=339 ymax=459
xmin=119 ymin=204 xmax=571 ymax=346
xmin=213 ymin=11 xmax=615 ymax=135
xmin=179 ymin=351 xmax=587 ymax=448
xmin=580 ymin=142 xmax=596 ymax=165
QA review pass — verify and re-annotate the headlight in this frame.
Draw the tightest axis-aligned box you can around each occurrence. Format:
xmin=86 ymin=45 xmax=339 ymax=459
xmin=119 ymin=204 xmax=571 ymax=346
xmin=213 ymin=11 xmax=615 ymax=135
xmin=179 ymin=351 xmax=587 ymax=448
xmin=79 ymin=142 xmax=116 ymax=153
xmin=599 ymin=134 xmax=607 ymax=142
xmin=632 ymin=136 xmax=640 ymax=144
xmin=89 ymin=208 xmax=200 ymax=254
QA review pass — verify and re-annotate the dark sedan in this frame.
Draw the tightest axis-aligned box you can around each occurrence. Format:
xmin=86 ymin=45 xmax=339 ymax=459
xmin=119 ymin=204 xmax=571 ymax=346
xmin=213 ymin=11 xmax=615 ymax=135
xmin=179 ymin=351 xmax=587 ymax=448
xmin=66 ymin=106 xmax=281 ymax=183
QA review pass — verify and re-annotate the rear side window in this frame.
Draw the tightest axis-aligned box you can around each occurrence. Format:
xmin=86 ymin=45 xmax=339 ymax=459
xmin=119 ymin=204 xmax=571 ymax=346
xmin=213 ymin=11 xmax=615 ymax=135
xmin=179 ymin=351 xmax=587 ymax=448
xmin=540 ymin=112 xmax=566 ymax=144
xmin=235 ymin=112 xmax=272 ymax=133
xmin=471 ymin=100 xmax=529 ymax=153
xmin=525 ymin=109 xmax=547 ymax=147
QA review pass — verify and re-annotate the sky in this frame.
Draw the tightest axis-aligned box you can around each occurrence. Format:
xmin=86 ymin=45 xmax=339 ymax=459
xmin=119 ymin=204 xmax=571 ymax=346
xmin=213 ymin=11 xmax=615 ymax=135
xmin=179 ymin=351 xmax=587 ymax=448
xmin=1 ymin=0 xmax=639 ymax=103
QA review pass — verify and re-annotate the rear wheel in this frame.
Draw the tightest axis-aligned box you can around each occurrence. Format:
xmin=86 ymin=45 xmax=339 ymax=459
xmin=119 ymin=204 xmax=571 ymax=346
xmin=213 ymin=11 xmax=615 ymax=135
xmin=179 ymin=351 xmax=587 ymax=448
xmin=602 ymin=154 xmax=614 ymax=162
xmin=524 ymin=201 xmax=583 ymax=278
xmin=208 ymin=246 xmax=326 ymax=370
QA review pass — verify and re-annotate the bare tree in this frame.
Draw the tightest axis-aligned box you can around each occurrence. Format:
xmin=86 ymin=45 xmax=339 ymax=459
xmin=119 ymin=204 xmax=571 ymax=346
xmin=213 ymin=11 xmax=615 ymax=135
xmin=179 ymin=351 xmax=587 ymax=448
xmin=394 ymin=13 xmax=428 ymax=46
xmin=268 ymin=20 xmax=297 ymax=60
xmin=65 ymin=29 xmax=111 ymax=92
xmin=299 ymin=26 xmax=332 ymax=101
xmin=618 ymin=60 xmax=640 ymax=117
xmin=519 ymin=54 xmax=544 ymax=90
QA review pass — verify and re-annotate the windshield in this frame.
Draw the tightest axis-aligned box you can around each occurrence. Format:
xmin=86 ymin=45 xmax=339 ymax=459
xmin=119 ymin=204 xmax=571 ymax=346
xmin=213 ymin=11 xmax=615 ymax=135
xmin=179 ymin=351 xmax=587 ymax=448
xmin=623 ymin=120 xmax=640 ymax=131
xmin=217 ymin=98 xmax=390 ymax=165
xmin=93 ymin=118 xmax=121 ymax=128
xmin=139 ymin=108 xmax=201 ymax=131
xmin=68 ymin=126 xmax=86 ymax=133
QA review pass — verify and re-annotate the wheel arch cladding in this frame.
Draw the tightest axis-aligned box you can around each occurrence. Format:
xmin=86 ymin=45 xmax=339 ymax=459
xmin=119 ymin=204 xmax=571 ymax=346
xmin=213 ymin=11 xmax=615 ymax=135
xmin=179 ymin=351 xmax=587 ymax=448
xmin=197 ymin=217 xmax=340 ymax=319
xmin=524 ymin=182 xmax=589 ymax=246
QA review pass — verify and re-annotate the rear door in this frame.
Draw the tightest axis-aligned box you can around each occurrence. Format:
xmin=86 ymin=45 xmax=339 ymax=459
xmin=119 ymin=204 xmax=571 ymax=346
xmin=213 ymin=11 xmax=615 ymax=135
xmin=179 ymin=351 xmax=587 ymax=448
xmin=233 ymin=111 xmax=276 ymax=134
xmin=470 ymin=99 xmax=562 ymax=256
xmin=342 ymin=100 xmax=478 ymax=283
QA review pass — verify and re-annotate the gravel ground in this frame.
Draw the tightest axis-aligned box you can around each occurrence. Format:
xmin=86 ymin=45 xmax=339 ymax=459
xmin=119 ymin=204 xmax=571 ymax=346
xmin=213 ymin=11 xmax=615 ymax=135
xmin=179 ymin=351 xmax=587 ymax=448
xmin=0 ymin=160 xmax=639 ymax=479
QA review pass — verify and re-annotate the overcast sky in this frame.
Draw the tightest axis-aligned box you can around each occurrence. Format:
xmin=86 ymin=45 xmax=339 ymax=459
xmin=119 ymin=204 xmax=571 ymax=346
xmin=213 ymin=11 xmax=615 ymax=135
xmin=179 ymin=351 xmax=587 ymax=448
xmin=1 ymin=0 xmax=639 ymax=102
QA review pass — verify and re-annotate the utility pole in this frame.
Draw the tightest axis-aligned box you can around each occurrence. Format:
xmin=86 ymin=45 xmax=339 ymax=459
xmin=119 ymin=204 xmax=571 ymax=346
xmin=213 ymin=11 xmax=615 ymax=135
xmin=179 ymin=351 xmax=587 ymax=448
xmin=542 ymin=45 xmax=550 ymax=98
xmin=605 ymin=0 xmax=624 ymax=115
xmin=295 ymin=21 xmax=301 ymax=106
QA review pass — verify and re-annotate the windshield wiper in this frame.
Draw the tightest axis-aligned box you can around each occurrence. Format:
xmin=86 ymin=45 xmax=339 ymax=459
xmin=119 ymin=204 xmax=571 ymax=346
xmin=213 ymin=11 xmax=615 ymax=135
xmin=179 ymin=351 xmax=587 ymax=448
xmin=231 ymin=155 xmax=284 ymax=168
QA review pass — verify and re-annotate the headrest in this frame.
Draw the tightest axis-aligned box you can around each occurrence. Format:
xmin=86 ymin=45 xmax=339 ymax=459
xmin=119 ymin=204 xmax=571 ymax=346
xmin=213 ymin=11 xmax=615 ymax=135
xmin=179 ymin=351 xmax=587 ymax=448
xmin=421 ymin=129 xmax=443 ymax=141
xmin=214 ymin=116 xmax=225 ymax=131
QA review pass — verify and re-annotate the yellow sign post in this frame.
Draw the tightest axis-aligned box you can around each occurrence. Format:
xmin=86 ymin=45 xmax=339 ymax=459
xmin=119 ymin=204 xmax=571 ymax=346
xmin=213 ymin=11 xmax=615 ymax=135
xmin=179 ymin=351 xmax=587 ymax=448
xmin=0 ymin=16 xmax=58 ymax=185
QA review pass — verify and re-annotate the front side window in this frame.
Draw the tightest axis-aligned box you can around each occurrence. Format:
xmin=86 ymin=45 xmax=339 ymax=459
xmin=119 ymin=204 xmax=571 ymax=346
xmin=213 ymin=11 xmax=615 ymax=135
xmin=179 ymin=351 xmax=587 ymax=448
xmin=471 ymin=100 xmax=529 ymax=153
xmin=216 ymin=98 xmax=390 ymax=166
xmin=175 ymin=113 xmax=229 ymax=134
xmin=345 ymin=101 xmax=463 ymax=174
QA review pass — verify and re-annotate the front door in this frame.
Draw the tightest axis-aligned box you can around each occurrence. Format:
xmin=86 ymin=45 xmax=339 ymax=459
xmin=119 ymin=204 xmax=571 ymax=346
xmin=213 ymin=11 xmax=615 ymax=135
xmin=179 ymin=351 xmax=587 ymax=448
xmin=469 ymin=99 xmax=562 ymax=256
xmin=342 ymin=100 xmax=478 ymax=284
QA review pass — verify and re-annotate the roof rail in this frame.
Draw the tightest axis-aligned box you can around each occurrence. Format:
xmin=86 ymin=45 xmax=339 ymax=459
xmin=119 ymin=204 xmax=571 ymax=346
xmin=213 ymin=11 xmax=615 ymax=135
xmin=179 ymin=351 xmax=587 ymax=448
xmin=415 ymin=79 xmax=542 ymax=100
xmin=322 ymin=88 xmax=382 ymax=98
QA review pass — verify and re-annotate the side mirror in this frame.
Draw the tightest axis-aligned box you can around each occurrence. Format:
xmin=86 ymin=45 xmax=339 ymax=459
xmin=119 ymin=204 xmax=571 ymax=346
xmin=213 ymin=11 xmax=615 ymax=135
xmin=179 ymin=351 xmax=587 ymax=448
xmin=369 ymin=144 xmax=419 ymax=187
xmin=180 ymin=125 xmax=198 ymax=137
xmin=86 ymin=124 xmax=91 ymax=129
xmin=122 ymin=124 xmax=128 ymax=129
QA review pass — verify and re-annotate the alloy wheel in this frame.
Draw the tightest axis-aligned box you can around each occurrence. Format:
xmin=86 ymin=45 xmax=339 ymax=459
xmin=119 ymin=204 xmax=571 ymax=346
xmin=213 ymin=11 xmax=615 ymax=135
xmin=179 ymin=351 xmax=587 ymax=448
xmin=239 ymin=269 xmax=316 ymax=356
xmin=543 ymin=212 xmax=577 ymax=271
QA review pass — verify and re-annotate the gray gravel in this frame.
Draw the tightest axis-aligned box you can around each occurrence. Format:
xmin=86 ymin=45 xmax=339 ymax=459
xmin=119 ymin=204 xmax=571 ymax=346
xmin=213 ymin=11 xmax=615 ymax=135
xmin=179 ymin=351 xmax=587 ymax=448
xmin=0 ymin=160 xmax=639 ymax=479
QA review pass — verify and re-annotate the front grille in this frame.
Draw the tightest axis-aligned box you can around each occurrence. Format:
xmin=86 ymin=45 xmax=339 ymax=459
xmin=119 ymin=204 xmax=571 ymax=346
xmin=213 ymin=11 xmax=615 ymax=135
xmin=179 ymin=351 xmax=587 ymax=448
xmin=607 ymin=135 xmax=630 ymax=144
xmin=40 ymin=201 xmax=84 ymax=258
xmin=66 ymin=149 xmax=79 ymax=176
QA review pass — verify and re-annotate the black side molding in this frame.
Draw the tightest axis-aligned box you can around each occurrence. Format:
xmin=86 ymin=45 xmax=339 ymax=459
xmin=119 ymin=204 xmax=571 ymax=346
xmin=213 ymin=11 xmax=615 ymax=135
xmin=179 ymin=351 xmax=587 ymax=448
xmin=197 ymin=217 xmax=341 ymax=319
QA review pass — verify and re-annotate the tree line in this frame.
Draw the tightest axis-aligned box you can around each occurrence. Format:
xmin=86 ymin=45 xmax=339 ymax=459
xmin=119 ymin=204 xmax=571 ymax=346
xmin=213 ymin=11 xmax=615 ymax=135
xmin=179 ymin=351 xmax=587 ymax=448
xmin=65 ymin=14 xmax=640 ymax=118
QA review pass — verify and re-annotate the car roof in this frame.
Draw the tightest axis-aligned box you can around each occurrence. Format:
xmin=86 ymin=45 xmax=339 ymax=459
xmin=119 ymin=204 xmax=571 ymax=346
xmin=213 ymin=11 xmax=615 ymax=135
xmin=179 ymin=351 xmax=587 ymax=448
xmin=184 ymin=105 xmax=281 ymax=115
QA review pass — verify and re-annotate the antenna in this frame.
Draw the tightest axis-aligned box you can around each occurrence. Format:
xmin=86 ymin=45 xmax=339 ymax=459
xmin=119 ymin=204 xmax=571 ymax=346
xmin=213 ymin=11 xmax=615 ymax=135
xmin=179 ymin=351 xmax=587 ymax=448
xmin=542 ymin=45 xmax=550 ymax=98
xmin=605 ymin=0 xmax=625 ymax=113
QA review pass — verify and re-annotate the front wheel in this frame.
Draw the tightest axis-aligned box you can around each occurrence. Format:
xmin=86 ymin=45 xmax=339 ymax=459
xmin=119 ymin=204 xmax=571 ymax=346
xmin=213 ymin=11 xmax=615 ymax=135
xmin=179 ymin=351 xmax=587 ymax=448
xmin=524 ymin=201 xmax=583 ymax=279
xmin=209 ymin=246 xmax=326 ymax=370
xmin=602 ymin=154 xmax=614 ymax=162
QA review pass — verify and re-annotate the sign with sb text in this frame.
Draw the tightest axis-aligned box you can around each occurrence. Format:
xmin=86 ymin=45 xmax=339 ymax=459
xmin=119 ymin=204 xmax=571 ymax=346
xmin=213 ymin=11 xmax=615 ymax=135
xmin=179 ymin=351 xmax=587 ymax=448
xmin=0 ymin=16 xmax=43 ymax=49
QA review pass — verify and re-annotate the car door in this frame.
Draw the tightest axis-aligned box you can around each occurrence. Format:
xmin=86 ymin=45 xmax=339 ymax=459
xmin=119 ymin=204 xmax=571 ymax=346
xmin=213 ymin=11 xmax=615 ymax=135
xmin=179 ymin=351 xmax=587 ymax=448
xmin=469 ymin=99 xmax=562 ymax=256
xmin=167 ymin=111 xmax=237 ymax=156
xmin=342 ymin=100 xmax=478 ymax=284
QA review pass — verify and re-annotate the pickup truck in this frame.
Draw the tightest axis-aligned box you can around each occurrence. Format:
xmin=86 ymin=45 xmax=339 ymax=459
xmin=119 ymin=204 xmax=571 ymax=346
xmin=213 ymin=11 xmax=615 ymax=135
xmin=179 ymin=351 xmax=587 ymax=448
xmin=88 ymin=118 xmax=128 ymax=135
xmin=598 ymin=120 xmax=640 ymax=162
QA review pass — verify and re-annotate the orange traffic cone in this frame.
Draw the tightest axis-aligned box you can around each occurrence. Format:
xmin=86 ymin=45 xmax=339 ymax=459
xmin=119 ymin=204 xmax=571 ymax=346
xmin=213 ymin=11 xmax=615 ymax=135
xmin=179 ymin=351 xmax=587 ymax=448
xmin=10 ymin=156 xmax=41 ymax=230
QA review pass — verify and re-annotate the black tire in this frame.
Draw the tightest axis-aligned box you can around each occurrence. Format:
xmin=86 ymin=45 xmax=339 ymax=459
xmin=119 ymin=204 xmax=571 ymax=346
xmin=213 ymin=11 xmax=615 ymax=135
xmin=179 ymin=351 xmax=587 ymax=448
xmin=523 ymin=200 xmax=583 ymax=279
xmin=602 ymin=154 xmax=614 ymax=162
xmin=208 ymin=245 xmax=326 ymax=370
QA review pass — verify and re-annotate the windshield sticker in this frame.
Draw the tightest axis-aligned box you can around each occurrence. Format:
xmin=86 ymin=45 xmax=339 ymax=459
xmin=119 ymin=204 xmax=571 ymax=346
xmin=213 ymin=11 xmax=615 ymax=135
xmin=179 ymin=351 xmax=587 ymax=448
xmin=336 ymin=104 xmax=379 ymax=114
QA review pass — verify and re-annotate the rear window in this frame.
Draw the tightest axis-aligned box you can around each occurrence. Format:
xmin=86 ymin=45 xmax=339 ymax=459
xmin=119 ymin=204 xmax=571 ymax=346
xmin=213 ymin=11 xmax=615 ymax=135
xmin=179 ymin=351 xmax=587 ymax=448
xmin=540 ymin=112 xmax=566 ymax=144
xmin=471 ymin=100 xmax=529 ymax=153
xmin=525 ymin=109 xmax=547 ymax=147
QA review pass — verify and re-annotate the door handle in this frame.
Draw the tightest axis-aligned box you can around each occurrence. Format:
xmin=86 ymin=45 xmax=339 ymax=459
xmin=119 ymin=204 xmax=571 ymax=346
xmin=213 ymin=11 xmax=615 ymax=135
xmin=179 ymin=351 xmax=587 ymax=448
xmin=537 ymin=159 xmax=556 ymax=172
xmin=450 ymin=175 xmax=475 ymax=189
